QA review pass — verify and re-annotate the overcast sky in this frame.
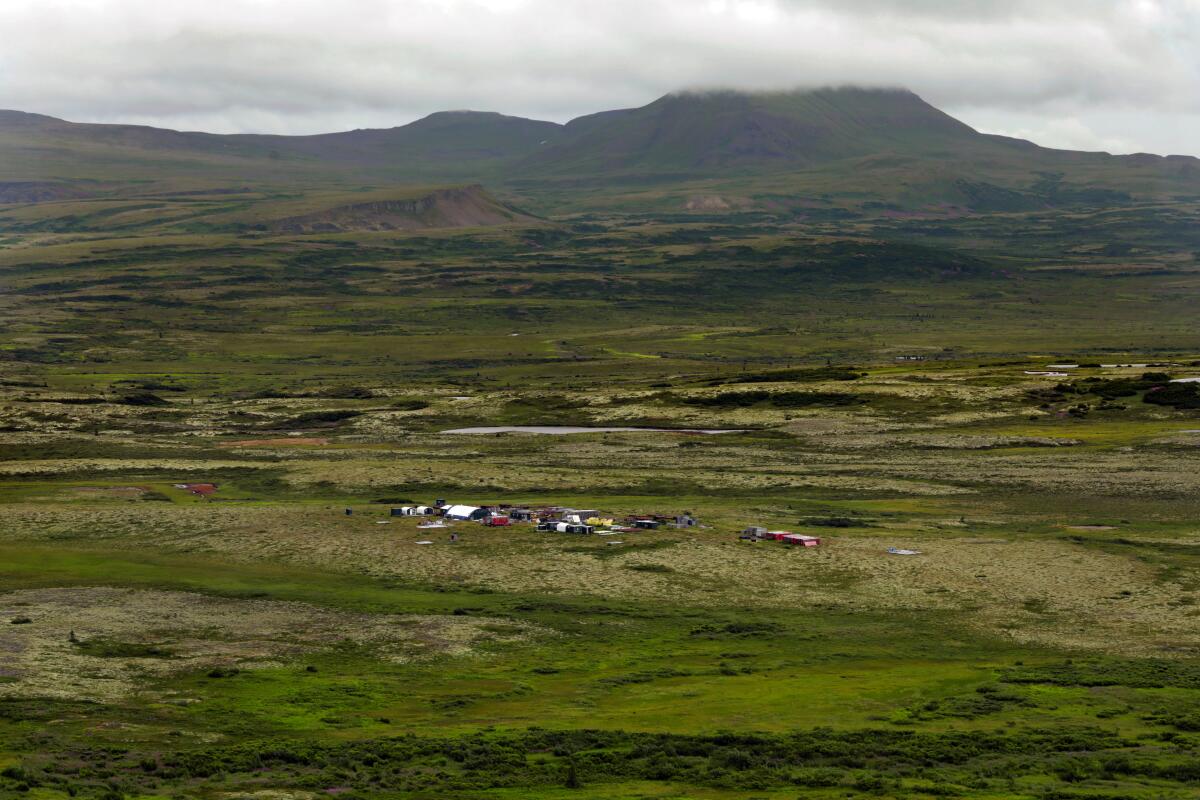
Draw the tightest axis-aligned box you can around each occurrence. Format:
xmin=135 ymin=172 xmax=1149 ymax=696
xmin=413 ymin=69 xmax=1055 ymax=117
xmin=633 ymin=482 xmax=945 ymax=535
xmin=2 ymin=0 xmax=1198 ymax=155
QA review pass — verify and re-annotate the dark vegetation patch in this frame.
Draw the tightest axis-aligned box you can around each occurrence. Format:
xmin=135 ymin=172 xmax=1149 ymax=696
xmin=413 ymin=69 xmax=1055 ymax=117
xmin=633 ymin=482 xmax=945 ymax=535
xmin=1062 ymin=373 xmax=1172 ymax=399
xmin=318 ymin=385 xmax=374 ymax=399
xmin=1001 ymin=658 xmax=1200 ymax=690
xmin=905 ymin=685 xmax=1032 ymax=721
xmin=1143 ymin=707 xmax=1200 ymax=732
xmin=10 ymin=726 xmax=1171 ymax=799
xmin=799 ymin=516 xmax=874 ymax=528
xmin=1144 ymin=382 xmax=1200 ymax=410
xmin=1029 ymin=372 xmax=1200 ymax=414
xmin=72 ymin=638 xmax=175 ymax=659
xmin=710 ymin=365 xmax=864 ymax=385
xmin=1061 ymin=535 xmax=1200 ymax=558
xmin=624 ymin=562 xmax=675 ymax=574
xmin=115 ymin=379 xmax=188 ymax=393
xmin=500 ymin=394 xmax=590 ymax=422
xmin=690 ymin=621 xmax=786 ymax=638
xmin=0 ymin=441 xmax=246 ymax=462
xmin=273 ymin=409 xmax=362 ymax=428
xmin=672 ymin=240 xmax=993 ymax=283
xmin=596 ymin=667 xmax=692 ymax=686
xmin=680 ymin=390 xmax=864 ymax=409
xmin=13 ymin=396 xmax=106 ymax=405
xmin=206 ymin=666 xmax=241 ymax=678
xmin=117 ymin=391 xmax=169 ymax=407
xmin=391 ymin=398 xmax=430 ymax=411
xmin=953 ymin=179 xmax=1046 ymax=213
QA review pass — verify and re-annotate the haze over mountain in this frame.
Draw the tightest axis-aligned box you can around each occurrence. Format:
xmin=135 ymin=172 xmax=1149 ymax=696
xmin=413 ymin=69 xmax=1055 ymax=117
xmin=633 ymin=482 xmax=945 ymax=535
xmin=3 ymin=87 xmax=1197 ymax=214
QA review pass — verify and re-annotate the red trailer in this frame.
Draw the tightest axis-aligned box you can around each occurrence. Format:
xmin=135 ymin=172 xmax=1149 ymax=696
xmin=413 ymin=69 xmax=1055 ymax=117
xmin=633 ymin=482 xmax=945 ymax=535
xmin=175 ymin=482 xmax=217 ymax=497
xmin=483 ymin=515 xmax=511 ymax=527
xmin=766 ymin=531 xmax=791 ymax=541
xmin=782 ymin=534 xmax=821 ymax=547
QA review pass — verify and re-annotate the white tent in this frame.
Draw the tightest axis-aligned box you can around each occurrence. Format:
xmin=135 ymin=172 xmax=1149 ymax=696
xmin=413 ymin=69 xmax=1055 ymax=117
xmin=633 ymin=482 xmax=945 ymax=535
xmin=444 ymin=505 xmax=483 ymax=520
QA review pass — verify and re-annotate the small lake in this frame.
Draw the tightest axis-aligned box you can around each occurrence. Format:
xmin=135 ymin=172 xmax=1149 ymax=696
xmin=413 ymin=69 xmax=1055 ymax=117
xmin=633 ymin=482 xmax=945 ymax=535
xmin=440 ymin=425 xmax=744 ymax=435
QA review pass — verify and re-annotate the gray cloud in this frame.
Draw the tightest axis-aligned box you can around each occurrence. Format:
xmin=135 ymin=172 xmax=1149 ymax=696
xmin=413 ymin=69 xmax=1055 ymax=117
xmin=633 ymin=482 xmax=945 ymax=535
xmin=1 ymin=0 xmax=1197 ymax=154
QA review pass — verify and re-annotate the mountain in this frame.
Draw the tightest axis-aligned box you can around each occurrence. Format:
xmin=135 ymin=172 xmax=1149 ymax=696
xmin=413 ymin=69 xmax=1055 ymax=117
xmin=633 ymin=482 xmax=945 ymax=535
xmin=247 ymin=111 xmax=562 ymax=169
xmin=0 ymin=108 xmax=561 ymax=184
xmin=0 ymin=108 xmax=271 ymax=156
xmin=3 ymin=88 xmax=1197 ymax=213
xmin=0 ymin=108 xmax=319 ymax=186
xmin=522 ymin=87 xmax=979 ymax=175
xmin=510 ymin=88 xmax=1200 ymax=214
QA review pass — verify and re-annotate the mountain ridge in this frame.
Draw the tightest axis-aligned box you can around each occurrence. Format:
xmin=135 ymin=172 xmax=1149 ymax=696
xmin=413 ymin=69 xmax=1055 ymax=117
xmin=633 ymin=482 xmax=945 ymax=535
xmin=7 ymin=87 xmax=1197 ymax=161
xmin=3 ymin=87 xmax=1197 ymax=213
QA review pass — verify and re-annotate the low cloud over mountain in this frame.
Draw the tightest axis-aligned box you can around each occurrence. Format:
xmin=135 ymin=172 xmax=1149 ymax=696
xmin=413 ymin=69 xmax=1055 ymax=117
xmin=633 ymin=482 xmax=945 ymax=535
xmin=1 ymin=1 xmax=1197 ymax=155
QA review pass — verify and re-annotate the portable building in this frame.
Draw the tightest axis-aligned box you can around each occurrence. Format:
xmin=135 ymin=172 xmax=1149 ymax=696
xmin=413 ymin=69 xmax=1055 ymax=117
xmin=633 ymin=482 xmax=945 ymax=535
xmin=176 ymin=483 xmax=217 ymax=496
xmin=444 ymin=505 xmax=486 ymax=521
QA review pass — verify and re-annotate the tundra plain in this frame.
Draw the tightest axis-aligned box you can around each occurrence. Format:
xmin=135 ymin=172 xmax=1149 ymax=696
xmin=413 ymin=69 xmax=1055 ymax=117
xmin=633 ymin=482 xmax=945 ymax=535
xmin=3 ymin=160 xmax=1200 ymax=798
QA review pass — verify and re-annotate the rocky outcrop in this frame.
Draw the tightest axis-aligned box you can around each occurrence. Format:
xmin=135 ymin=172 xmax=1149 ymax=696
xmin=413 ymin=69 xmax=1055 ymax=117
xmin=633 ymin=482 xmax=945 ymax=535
xmin=268 ymin=185 xmax=539 ymax=233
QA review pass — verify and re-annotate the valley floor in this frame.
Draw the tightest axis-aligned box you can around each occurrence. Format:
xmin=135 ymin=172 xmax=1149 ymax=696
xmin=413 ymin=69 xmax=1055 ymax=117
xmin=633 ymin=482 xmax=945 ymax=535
xmin=3 ymin=202 xmax=1200 ymax=799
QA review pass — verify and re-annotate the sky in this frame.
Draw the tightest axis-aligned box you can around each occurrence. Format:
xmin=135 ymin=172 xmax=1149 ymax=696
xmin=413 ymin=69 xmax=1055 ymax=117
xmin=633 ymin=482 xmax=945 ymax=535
xmin=2 ymin=0 xmax=1198 ymax=155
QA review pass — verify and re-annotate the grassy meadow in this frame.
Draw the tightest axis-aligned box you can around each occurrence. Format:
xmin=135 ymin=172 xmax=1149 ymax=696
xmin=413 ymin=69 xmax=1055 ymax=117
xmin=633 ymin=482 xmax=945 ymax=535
xmin=2 ymin=182 xmax=1200 ymax=799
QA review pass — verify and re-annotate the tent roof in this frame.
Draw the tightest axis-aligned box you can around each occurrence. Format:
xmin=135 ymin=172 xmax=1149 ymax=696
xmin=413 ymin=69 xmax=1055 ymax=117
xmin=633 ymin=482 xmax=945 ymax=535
xmin=445 ymin=505 xmax=480 ymax=516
